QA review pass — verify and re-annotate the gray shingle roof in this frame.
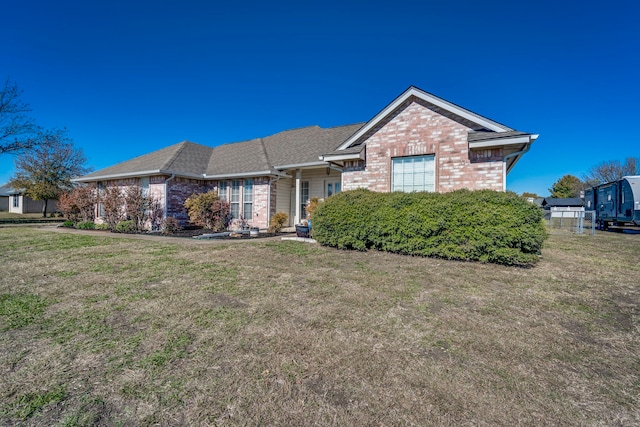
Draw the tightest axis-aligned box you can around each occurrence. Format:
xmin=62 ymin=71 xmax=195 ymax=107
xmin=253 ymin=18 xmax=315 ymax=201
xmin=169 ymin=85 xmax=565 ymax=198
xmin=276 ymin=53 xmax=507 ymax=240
xmin=264 ymin=123 xmax=363 ymax=167
xmin=75 ymin=124 xmax=365 ymax=182
xmin=78 ymin=141 xmax=213 ymax=180
xmin=206 ymin=138 xmax=272 ymax=176
xmin=542 ymin=198 xmax=584 ymax=207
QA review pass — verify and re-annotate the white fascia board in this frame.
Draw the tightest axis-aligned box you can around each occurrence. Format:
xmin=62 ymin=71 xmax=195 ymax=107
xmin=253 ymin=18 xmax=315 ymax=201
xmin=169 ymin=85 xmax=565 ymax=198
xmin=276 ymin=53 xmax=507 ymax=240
xmin=336 ymin=87 xmax=512 ymax=151
xmin=72 ymin=169 xmax=210 ymax=183
xmin=273 ymin=161 xmax=328 ymax=170
xmin=71 ymin=169 xmax=164 ymax=182
xmin=320 ymin=150 xmax=365 ymax=162
xmin=203 ymin=170 xmax=278 ymax=179
xmin=469 ymin=135 xmax=532 ymax=149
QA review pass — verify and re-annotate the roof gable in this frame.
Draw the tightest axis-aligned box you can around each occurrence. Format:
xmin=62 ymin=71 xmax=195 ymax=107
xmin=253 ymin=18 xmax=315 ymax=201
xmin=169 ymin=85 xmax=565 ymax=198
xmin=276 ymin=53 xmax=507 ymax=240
xmin=336 ymin=86 xmax=512 ymax=151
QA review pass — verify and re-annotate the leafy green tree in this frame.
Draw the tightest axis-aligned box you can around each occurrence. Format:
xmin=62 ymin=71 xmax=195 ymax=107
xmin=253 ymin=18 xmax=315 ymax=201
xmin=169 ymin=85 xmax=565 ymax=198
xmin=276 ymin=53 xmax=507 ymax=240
xmin=8 ymin=130 xmax=90 ymax=216
xmin=583 ymin=157 xmax=639 ymax=186
xmin=548 ymin=174 xmax=583 ymax=198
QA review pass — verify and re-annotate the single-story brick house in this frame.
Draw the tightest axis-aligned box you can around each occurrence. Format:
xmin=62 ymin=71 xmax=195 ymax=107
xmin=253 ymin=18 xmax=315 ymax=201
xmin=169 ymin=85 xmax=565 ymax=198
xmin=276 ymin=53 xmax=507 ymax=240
xmin=74 ymin=86 xmax=538 ymax=228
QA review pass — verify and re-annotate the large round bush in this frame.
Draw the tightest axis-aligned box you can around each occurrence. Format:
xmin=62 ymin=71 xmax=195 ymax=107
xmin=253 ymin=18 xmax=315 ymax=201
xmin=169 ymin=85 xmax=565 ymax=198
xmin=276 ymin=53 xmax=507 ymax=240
xmin=312 ymin=189 xmax=546 ymax=266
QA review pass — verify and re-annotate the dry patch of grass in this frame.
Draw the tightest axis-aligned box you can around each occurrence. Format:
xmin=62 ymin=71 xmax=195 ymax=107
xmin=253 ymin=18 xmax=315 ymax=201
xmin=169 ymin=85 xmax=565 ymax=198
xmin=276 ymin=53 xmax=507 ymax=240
xmin=0 ymin=227 xmax=638 ymax=426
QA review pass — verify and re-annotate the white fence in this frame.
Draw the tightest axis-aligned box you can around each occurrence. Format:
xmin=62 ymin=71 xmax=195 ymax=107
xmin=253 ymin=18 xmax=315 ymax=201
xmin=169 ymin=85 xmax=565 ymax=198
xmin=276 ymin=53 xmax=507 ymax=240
xmin=543 ymin=210 xmax=596 ymax=235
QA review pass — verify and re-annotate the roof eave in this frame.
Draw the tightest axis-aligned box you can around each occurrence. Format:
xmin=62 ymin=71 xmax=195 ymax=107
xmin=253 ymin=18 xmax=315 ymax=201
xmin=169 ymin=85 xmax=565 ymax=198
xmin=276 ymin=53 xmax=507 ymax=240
xmin=71 ymin=169 xmax=206 ymax=183
xmin=319 ymin=149 xmax=366 ymax=162
xmin=203 ymin=170 xmax=285 ymax=179
xmin=469 ymin=135 xmax=534 ymax=149
xmin=274 ymin=161 xmax=329 ymax=170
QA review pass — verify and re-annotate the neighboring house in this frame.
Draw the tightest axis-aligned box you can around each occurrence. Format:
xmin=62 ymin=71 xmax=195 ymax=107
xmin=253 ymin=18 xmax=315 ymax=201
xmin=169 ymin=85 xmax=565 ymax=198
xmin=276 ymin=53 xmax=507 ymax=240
xmin=0 ymin=184 xmax=58 ymax=214
xmin=541 ymin=197 xmax=584 ymax=219
xmin=541 ymin=198 xmax=584 ymax=210
xmin=74 ymin=86 xmax=538 ymax=228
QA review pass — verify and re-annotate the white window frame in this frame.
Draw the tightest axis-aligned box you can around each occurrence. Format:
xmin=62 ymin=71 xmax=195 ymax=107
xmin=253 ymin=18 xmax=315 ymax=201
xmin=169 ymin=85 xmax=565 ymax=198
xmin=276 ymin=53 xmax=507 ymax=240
xmin=392 ymin=155 xmax=435 ymax=193
xmin=326 ymin=180 xmax=341 ymax=197
xmin=301 ymin=180 xmax=310 ymax=218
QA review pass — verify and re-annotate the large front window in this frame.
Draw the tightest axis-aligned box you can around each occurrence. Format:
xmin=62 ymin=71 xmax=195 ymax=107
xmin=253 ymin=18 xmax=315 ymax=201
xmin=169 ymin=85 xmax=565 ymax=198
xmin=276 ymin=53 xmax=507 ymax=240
xmin=392 ymin=155 xmax=435 ymax=193
xmin=230 ymin=180 xmax=241 ymax=219
xmin=243 ymin=179 xmax=253 ymax=219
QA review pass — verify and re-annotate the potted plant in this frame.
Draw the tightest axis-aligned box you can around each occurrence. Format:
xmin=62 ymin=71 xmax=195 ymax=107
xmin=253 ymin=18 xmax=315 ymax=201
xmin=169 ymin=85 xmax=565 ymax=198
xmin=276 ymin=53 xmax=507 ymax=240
xmin=295 ymin=219 xmax=310 ymax=238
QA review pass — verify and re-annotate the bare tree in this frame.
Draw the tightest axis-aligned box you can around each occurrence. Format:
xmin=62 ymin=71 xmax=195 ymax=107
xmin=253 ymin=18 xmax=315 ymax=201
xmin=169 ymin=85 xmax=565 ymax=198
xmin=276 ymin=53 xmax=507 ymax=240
xmin=101 ymin=187 xmax=124 ymax=230
xmin=8 ymin=130 xmax=90 ymax=216
xmin=0 ymin=78 xmax=42 ymax=155
xmin=583 ymin=157 xmax=639 ymax=186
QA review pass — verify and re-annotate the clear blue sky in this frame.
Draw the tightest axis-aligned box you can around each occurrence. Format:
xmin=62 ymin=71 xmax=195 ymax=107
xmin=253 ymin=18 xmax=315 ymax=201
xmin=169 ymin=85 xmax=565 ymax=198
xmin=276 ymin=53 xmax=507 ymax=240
xmin=2 ymin=0 xmax=639 ymax=196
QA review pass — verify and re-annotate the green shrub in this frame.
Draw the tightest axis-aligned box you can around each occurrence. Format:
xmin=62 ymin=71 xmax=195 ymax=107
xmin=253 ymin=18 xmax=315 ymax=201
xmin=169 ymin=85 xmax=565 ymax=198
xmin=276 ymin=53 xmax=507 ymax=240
xmin=268 ymin=212 xmax=288 ymax=233
xmin=95 ymin=223 xmax=110 ymax=230
xmin=62 ymin=220 xmax=74 ymax=228
xmin=116 ymin=220 xmax=136 ymax=233
xmin=312 ymin=189 xmax=547 ymax=266
xmin=76 ymin=221 xmax=96 ymax=230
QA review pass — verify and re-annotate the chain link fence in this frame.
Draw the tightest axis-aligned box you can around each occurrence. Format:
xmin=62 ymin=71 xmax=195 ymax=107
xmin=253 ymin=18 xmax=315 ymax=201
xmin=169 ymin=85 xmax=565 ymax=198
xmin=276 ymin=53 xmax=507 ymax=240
xmin=543 ymin=210 xmax=596 ymax=235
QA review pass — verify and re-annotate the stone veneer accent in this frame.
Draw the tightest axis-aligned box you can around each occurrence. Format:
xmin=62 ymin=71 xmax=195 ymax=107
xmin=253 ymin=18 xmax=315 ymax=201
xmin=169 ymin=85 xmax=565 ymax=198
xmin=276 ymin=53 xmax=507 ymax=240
xmin=342 ymin=98 xmax=504 ymax=193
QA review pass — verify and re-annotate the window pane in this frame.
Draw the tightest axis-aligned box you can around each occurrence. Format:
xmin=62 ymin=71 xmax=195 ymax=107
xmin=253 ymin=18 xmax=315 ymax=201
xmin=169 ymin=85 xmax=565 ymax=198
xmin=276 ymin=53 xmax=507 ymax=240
xmin=231 ymin=180 xmax=241 ymax=219
xmin=301 ymin=181 xmax=309 ymax=218
xmin=218 ymin=181 xmax=227 ymax=201
xmin=243 ymin=179 xmax=253 ymax=219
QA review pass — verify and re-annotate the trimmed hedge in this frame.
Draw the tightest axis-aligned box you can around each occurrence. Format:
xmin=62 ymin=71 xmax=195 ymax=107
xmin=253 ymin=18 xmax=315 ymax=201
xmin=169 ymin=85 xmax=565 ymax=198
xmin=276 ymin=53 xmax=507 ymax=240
xmin=312 ymin=189 xmax=547 ymax=266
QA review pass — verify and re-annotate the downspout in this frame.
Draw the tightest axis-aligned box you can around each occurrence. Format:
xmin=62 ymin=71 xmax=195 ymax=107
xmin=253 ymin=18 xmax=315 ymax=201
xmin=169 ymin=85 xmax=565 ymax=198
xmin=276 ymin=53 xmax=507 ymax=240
xmin=502 ymin=140 xmax=534 ymax=192
xmin=164 ymin=173 xmax=176 ymax=218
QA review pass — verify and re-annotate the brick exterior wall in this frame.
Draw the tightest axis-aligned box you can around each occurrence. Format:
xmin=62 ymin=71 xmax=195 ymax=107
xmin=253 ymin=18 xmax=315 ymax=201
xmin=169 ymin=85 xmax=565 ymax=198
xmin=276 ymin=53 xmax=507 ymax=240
xmin=342 ymin=98 xmax=505 ymax=193
xmin=251 ymin=176 xmax=270 ymax=229
xmin=167 ymin=177 xmax=214 ymax=223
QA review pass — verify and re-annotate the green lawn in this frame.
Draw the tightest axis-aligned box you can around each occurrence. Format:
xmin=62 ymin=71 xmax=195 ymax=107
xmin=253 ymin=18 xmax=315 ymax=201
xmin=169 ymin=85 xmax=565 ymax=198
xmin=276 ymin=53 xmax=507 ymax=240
xmin=0 ymin=227 xmax=638 ymax=426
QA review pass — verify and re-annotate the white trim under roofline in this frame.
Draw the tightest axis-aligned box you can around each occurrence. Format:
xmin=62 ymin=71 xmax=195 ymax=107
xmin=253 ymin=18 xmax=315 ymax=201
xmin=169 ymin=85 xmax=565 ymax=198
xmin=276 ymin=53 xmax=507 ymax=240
xmin=320 ymin=150 xmax=366 ymax=162
xmin=273 ymin=161 xmax=329 ymax=170
xmin=336 ymin=86 xmax=512 ymax=151
xmin=71 ymin=169 xmax=206 ymax=183
xmin=469 ymin=135 xmax=533 ymax=149
xmin=203 ymin=170 xmax=287 ymax=179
